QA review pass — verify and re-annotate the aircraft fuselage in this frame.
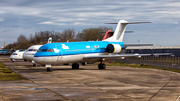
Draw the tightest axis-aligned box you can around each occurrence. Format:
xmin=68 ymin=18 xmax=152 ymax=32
xmin=33 ymin=41 xmax=123 ymax=65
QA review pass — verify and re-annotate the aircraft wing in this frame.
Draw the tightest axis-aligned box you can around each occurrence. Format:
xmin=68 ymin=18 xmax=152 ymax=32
xmin=83 ymin=53 xmax=173 ymax=59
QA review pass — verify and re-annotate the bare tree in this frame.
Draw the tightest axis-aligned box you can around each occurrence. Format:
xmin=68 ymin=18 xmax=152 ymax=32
xmin=61 ymin=28 xmax=76 ymax=42
xmin=76 ymin=26 xmax=112 ymax=41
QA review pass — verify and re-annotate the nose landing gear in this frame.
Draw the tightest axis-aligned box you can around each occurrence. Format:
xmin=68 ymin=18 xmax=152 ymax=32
xmin=46 ymin=65 xmax=52 ymax=72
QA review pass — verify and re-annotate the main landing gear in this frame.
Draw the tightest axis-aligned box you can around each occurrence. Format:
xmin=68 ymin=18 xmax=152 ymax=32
xmin=98 ymin=59 xmax=106 ymax=69
xmin=72 ymin=63 xmax=79 ymax=69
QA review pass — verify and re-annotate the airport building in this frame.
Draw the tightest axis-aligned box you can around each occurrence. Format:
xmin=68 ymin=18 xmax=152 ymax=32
xmin=125 ymin=44 xmax=180 ymax=56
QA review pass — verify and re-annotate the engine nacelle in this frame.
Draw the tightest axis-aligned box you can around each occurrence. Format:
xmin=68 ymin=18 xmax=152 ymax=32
xmin=106 ymin=44 xmax=122 ymax=53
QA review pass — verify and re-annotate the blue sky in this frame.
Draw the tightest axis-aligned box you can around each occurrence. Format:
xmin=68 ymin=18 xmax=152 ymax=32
xmin=0 ymin=0 xmax=180 ymax=48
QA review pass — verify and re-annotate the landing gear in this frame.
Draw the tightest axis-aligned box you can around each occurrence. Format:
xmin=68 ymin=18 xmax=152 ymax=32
xmin=46 ymin=64 xmax=52 ymax=72
xmin=11 ymin=59 xmax=15 ymax=62
xmin=33 ymin=64 xmax=37 ymax=67
xmin=98 ymin=63 xmax=106 ymax=69
xmin=72 ymin=63 xmax=79 ymax=69
xmin=81 ymin=62 xmax=87 ymax=66
xmin=98 ymin=59 xmax=106 ymax=69
xmin=32 ymin=61 xmax=37 ymax=67
xmin=47 ymin=67 xmax=52 ymax=72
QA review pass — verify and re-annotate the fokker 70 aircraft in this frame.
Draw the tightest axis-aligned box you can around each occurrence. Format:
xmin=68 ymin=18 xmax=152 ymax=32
xmin=33 ymin=20 xmax=169 ymax=72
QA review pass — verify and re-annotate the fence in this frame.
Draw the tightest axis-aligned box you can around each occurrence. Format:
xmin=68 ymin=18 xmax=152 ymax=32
xmin=112 ymin=56 xmax=180 ymax=70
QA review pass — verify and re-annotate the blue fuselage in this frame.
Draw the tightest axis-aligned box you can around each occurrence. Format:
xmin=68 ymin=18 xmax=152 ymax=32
xmin=33 ymin=41 xmax=123 ymax=64
xmin=34 ymin=41 xmax=123 ymax=57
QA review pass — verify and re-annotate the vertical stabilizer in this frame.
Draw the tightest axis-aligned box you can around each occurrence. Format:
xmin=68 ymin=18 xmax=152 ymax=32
xmin=47 ymin=37 xmax=52 ymax=43
xmin=103 ymin=20 xmax=151 ymax=42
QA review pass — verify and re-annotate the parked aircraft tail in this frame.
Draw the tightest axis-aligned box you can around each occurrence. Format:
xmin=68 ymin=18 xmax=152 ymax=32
xmin=47 ymin=37 xmax=52 ymax=43
xmin=103 ymin=20 xmax=151 ymax=42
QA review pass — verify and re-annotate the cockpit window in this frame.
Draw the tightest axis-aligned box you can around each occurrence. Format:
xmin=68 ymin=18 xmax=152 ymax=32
xmin=37 ymin=49 xmax=53 ymax=52
xmin=48 ymin=49 xmax=54 ymax=52
xmin=33 ymin=49 xmax=37 ymax=51
xmin=28 ymin=49 xmax=33 ymax=51
xmin=12 ymin=53 xmax=17 ymax=55
xmin=41 ymin=49 xmax=47 ymax=52
xmin=37 ymin=49 xmax=41 ymax=52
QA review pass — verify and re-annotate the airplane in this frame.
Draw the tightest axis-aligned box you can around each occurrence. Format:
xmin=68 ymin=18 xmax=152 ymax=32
xmin=33 ymin=20 xmax=170 ymax=72
xmin=22 ymin=37 xmax=52 ymax=66
xmin=10 ymin=50 xmax=26 ymax=62
xmin=23 ymin=45 xmax=42 ymax=66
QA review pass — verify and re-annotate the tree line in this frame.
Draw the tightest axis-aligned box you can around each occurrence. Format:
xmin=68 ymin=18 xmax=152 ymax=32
xmin=4 ymin=26 xmax=112 ymax=50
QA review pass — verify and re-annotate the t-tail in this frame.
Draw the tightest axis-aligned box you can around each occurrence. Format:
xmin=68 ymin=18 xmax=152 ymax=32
xmin=47 ymin=37 xmax=52 ymax=43
xmin=103 ymin=20 xmax=151 ymax=42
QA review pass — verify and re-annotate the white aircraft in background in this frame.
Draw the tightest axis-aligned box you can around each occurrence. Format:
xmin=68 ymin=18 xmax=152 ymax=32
xmin=23 ymin=37 xmax=52 ymax=66
xmin=10 ymin=50 xmax=26 ymax=62
xmin=23 ymin=45 xmax=42 ymax=66
xmin=33 ymin=20 xmax=171 ymax=72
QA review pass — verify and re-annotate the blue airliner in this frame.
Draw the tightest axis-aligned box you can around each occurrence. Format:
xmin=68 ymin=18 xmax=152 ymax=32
xmin=33 ymin=20 xmax=154 ymax=71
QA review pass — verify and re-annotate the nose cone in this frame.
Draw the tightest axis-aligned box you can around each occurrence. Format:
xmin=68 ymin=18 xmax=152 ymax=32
xmin=23 ymin=52 xmax=34 ymax=61
xmin=33 ymin=56 xmax=43 ymax=64
xmin=10 ymin=55 xmax=13 ymax=59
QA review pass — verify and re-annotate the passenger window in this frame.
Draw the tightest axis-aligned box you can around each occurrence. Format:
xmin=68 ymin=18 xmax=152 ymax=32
xmin=33 ymin=49 xmax=37 ymax=51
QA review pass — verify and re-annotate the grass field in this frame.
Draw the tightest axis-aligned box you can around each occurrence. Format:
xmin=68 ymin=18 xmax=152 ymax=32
xmin=0 ymin=63 xmax=27 ymax=81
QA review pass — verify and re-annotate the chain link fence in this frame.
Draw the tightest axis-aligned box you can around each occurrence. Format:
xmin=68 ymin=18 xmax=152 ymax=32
xmin=112 ymin=56 xmax=180 ymax=70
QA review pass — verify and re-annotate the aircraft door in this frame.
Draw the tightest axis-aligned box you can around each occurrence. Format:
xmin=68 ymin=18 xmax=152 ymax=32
xmin=55 ymin=45 xmax=63 ymax=62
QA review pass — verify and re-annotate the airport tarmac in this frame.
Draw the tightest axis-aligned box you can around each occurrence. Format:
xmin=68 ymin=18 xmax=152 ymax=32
xmin=0 ymin=56 xmax=180 ymax=101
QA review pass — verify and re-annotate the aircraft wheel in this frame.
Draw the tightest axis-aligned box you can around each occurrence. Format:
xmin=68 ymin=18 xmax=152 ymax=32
xmin=47 ymin=67 xmax=52 ymax=72
xmin=33 ymin=64 xmax=37 ymax=67
xmin=11 ymin=59 xmax=15 ymax=62
xmin=72 ymin=63 xmax=79 ymax=69
xmin=81 ymin=62 xmax=87 ymax=66
xmin=98 ymin=64 xmax=106 ymax=69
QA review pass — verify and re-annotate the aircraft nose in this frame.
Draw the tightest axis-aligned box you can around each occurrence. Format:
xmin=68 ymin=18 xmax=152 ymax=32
xmin=33 ymin=57 xmax=43 ymax=64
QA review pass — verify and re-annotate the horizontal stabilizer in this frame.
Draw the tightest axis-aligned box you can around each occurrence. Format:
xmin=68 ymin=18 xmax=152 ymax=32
xmin=100 ymin=31 xmax=133 ymax=33
xmin=105 ymin=22 xmax=151 ymax=24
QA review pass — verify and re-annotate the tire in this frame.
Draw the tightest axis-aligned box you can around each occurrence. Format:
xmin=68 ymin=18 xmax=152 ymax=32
xmin=11 ymin=59 xmax=15 ymax=62
xmin=98 ymin=64 xmax=106 ymax=69
xmin=47 ymin=67 xmax=52 ymax=72
xmin=72 ymin=63 xmax=79 ymax=69
xmin=33 ymin=64 xmax=37 ymax=67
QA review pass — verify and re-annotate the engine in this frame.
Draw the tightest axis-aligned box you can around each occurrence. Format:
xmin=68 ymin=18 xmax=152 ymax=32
xmin=106 ymin=44 xmax=121 ymax=53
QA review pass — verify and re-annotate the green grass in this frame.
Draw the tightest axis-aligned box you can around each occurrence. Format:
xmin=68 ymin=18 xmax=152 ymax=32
xmin=0 ymin=63 xmax=27 ymax=81
xmin=97 ymin=62 xmax=180 ymax=73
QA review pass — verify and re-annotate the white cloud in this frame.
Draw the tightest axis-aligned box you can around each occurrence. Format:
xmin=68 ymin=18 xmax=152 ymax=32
xmin=38 ymin=21 xmax=67 ymax=25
